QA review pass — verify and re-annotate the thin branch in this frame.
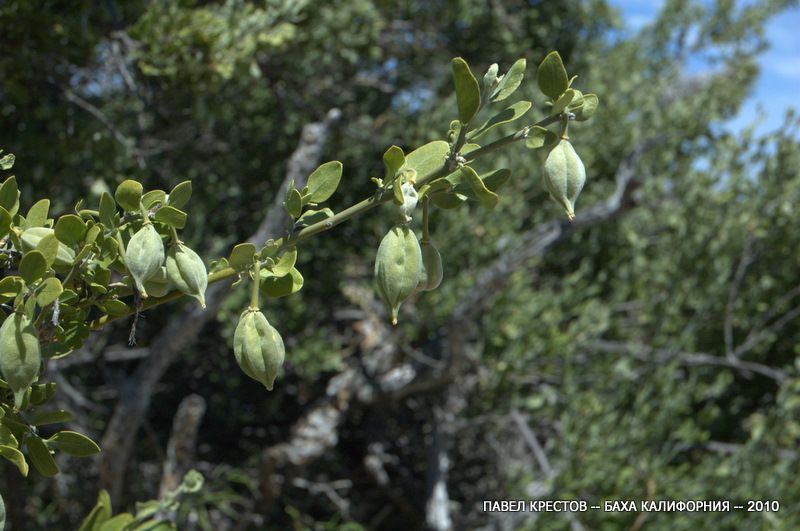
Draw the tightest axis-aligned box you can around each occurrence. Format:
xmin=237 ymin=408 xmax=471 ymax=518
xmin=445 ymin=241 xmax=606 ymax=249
xmin=510 ymin=409 xmax=586 ymax=531
xmin=451 ymin=136 xmax=660 ymax=324
xmin=588 ymin=340 xmax=788 ymax=383
xmin=733 ymin=302 xmax=800 ymax=359
xmin=724 ymin=238 xmax=755 ymax=359
xmin=63 ymin=88 xmax=133 ymax=148
xmin=88 ymin=112 xmax=566 ymax=330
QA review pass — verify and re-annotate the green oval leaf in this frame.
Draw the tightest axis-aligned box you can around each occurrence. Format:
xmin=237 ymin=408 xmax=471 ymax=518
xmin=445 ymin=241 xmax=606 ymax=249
xmin=20 ymin=250 xmax=47 ymax=284
xmin=0 ymin=276 xmax=24 ymax=301
xmin=383 ymin=145 xmax=405 ymax=182
xmin=37 ymin=233 xmax=60 ymax=267
xmin=99 ymin=192 xmax=117 ymax=228
xmin=26 ymin=199 xmax=50 ymax=228
xmin=102 ymin=299 xmax=131 ymax=316
xmin=295 ymin=208 xmax=333 ymax=228
xmin=141 ymin=190 xmax=167 ymax=209
xmin=461 ymin=166 xmax=498 ymax=208
xmin=0 ymin=176 xmax=20 ymax=216
xmin=26 ymin=436 xmax=59 ymax=476
xmin=429 ymin=191 xmax=465 ymax=210
xmin=551 ymin=88 xmax=576 ymax=115
xmin=306 ymin=161 xmax=343 ymax=203
xmin=451 ymin=57 xmax=481 ymax=124
xmin=115 ymin=180 xmax=143 ymax=212
xmin=270 ymin=247 xmax=297 ymax=277
xmin=229 ymin=243 xmax=256 ymax=270
xmin=537 ymin=51 xmax=569 ymax=100
xmin=48 ymin=430 xmax=101 ymax=457
xmin=525 ymin=126 xmax=559 ymax=150
xmin=284 ymin=188 xmax=302 ymax=219
xmin=168 ymin=180 xmax=193 ymax=209
xmin=36 ymin=277 xmax=63 ymax=307
xmin=0 ymin=206 xmax=11 ymax=238
xmin=261 ymin=267 xmax=303 ymax=298
xmin=482 ymin=168 xmax=512 ymax=193
xmin=31 ymin=409 xmax=74 ymax=426
xmin=54 ymin=215 xmax=86 ymax=246
xmin=153 ymin=205 xmax=187 ymax=229
xmin=573 ymin=93 xmax=599 ymax=121
xmin=0 ymin=444 xmax=28 ymax=476
xmin=402 ymin=141 xmax=449 ymax=180
xmin=0 ymin=425 xmax=17 ymax=447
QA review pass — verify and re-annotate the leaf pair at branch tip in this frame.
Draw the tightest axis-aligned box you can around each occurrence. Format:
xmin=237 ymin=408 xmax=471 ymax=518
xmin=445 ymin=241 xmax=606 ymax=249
xmin=453 ymin=57 xmax=527 ymax=126
xmin=284 ymin=161 xmax=342 ymax=220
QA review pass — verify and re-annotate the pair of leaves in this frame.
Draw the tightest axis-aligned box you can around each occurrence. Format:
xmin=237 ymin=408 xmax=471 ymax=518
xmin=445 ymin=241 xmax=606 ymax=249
xmin=452 ymin=58 xmax=527 ymax=125
xmin=27 ymin=431 xmax=101 ymax=477
xmin=284 ymin=161 xmax=343 ymax=219
xmin=489 ymin=59 xmax=527 ymax=103
xmin=229 ymin=245 xmax=297 ymax=277
xmin=1 ymin=428 xmax=98 ymax=478
xmin=535 ymin=51 xmax=600 ymax=119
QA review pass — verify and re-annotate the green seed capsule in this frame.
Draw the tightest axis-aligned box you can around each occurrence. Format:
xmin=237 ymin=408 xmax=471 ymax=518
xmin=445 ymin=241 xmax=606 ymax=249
xmin=417 ymin=240 xmax=443 ymax=292
xmin=166 ymin=244 xmax=208 ymax=307
xmin=233 ymin=309 xmax=285 ymax=391
xmin=142 ymin=266 xmax=173 ymax=298
xmin=0 ymin=312 xmax=41 ymax=409
xmin=125 ymin=223 xmax=165 ymax=297
xmin=374 ymin=225 xmax=422 ymax=324
xmin=542 ymin=139 xmax=586 ymax=221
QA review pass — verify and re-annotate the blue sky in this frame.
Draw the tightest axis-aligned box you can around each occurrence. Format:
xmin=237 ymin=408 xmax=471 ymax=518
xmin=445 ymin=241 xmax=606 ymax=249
xmin=609 ymin=0 xmax=800 ymax=135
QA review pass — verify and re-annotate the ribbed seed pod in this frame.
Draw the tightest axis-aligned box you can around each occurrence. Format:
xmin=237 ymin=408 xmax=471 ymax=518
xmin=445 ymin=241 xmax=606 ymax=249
xmin=125 ymin=223 xmax=165 ymax=297
xmin=166 ymin=244 xmax=208 ymax=307
xmin=233 ymin=309 xmax=285 ymax=391
xmin=0 ymin=313 xmax=41 ymax=409
xmin=374 ymin=225 xmax=422 ymax=324
xmin=542 ymin=139 xmax=586 ymax=221
xmin=417 ymin=240 xmax=443 ymax=292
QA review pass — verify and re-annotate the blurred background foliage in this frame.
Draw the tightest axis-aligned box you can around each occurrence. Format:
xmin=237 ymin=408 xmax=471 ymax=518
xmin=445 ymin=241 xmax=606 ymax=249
xmin=1 ymin=0 xmax=800 ymax=529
